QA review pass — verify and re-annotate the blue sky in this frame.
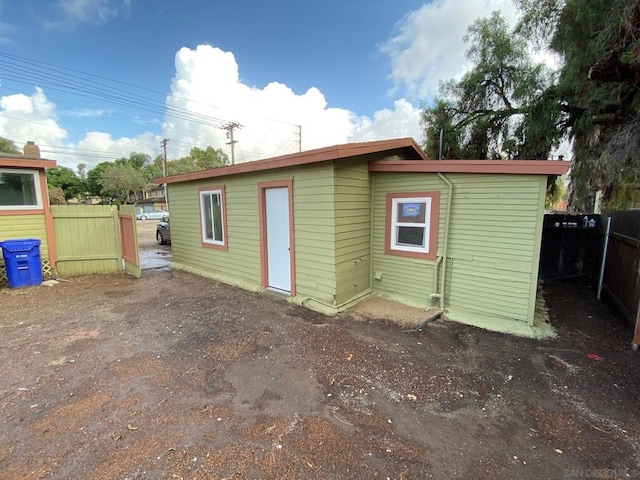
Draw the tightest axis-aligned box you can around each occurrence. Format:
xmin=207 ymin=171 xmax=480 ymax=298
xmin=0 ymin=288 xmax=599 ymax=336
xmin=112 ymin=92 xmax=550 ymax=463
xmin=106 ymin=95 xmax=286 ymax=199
xmin=0 ymin=0 xmax=519 ymax=169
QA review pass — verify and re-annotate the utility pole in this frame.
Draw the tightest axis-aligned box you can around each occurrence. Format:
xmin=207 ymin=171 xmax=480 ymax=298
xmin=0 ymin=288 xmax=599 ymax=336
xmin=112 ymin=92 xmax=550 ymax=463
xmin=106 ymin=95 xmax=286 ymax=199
xmin=222 ymin=122 xmax=242 ymax=164
xmin=295 ymin=124 xmax=302 ymax=152
xmin=160 ymin=138 xmax=169 ymax=210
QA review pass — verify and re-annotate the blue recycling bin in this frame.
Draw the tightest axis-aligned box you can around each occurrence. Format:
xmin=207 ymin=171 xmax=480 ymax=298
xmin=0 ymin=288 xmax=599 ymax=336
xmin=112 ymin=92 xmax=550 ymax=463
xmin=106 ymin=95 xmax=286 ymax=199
xmin=0 ymin=239 xmax=43 ymax=288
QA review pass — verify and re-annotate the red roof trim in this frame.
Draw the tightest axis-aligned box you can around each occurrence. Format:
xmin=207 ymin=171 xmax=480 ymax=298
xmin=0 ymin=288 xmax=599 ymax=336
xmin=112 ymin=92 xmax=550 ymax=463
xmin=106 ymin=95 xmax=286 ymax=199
xmin=369 ymin=159 xmax=570 ymax=175
xmin=0 ymin=158 xmax=57 ymax=169
xmin=157 ymin=137 xmax=426 ymax=184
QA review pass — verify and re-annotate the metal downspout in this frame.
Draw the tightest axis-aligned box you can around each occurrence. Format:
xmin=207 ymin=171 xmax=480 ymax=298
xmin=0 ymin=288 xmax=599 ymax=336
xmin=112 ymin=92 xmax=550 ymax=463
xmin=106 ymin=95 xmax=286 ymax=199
xmin=404 ymin=173 xmax=453 ymax=333
xmin=437 ymin=172 xmax=453 ymax=311
xmin=369 ymin=172 xmax=375 ymax=291
xmin=432 ymin=255 xmax=443 ymax=301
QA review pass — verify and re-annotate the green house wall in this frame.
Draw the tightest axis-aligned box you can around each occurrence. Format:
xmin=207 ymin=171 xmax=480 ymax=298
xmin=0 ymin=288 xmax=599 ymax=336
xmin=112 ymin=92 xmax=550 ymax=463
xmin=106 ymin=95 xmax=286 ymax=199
xmin=167 ymin=159 xmax=547 ymax=327
xmin=371 ymin=172 xmax=546 ymax=325
xmin=333 ymin=160 xmax=371 ymax=307
xmin=370 ymin=173 xmax=447 ymax=309
xmin=168 ymin=162 xmax=337 ymax=308
xmin=0 ymin=214 xmax=49 ymax=259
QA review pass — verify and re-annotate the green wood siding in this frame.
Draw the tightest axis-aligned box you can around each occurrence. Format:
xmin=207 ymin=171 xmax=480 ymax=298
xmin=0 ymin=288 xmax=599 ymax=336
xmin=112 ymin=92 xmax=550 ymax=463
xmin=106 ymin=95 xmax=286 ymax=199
xmin=168 ymin=163 xmax=336 ymax=305
xmin=334 ymin=160 xmax=371 ymax=306
xmin=445 ymin=174 xmax=545 ymax=323
xmin=293 ymin=165 xmax=336 ymax=304
xmin=51 ymin=205 xmax=122 ymax=276
xmin=371 ymin=173 xmax=545 ymax=324
xmin=0 ymin=214 xmax=49 ymax=283
xmin=0 ymin=214 xmax=49 ymax=260
xmin=371 ymin=174 xmax=446 ymax=309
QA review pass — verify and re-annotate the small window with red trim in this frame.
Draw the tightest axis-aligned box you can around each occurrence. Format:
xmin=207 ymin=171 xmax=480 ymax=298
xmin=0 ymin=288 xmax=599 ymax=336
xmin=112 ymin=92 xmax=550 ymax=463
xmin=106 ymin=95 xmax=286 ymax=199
xmin=385 ymin=192 xmax=439 ymax=260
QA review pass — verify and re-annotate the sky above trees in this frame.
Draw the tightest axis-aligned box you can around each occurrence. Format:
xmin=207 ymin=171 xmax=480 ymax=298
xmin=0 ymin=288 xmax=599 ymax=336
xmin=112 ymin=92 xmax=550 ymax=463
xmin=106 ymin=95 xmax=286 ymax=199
xmin=0 ymin=0 xmax=522 ymax=169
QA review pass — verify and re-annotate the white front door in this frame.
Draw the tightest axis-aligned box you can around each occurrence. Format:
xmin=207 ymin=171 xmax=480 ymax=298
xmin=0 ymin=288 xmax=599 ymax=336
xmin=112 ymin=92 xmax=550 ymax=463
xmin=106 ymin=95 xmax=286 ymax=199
xmin=265 ymin=187 xmax=291 ymax=292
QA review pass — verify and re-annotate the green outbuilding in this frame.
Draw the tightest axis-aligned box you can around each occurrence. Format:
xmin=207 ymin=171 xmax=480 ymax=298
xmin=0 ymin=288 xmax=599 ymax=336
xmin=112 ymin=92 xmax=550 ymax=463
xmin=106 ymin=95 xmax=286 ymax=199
xmin=159 ymin=138 xmax=569 ymax=336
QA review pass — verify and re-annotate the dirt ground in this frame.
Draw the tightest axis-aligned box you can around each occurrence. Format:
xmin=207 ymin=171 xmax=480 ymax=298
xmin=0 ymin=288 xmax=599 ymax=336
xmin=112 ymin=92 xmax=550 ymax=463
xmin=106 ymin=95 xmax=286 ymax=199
xmin=1 ymin=220 xmax=639 ymax=479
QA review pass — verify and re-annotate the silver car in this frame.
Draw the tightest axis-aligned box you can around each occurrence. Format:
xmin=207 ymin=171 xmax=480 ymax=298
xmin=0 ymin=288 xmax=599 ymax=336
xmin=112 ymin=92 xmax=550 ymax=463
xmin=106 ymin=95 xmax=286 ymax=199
xmin=136 ymin=209 xmax=168 ymax=220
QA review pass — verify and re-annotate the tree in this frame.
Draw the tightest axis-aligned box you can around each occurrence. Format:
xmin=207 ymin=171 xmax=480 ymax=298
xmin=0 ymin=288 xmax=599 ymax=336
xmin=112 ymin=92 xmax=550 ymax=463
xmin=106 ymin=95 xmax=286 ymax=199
xmin=168 ymin=146 xmax=229 ymax=175
xmin=85 ymin=146 xmax=228 ymax=204
xmin=0 ymin=137 xmax=20 ymax=154
xmin=114 ymin=152 xmax=151 ymax=170
xmin=46 ymin=166 xmax=85 ymax=201
xmin=189 ymin=146 xmax=229 ymax=169
xmin=87 ymin=162 xmax=114 ymax=199
xmin=48 ymin=186 xmax=66 ymax=205
xmin=77 ymin=163 xmax=87 ymax=181
xmin=142 ymin=155 xmax=165 ymax=181
xmin=555 ymin=0 xmax=640 ymax=210
xmin=516 ymin=0 xmax=640 ymax=210
xmin=422 ymin=99 xmax=465 ymax=159
xmin=97 ymin=164 xmax=149 ymax=205
xmin=545 ymin=177 xmax=566 ymax=210
xmin=422 ymin=11 xmax=563 ymax=161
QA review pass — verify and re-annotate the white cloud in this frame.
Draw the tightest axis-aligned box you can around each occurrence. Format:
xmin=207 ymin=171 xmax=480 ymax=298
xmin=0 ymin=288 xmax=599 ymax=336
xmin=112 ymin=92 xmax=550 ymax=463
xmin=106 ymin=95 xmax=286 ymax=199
xmin=0 ymin=45 xmax=425 ymax=170
xmin=350 ymin=99 xmax=423 ymax=144
xmin=60 ymin=108 xmax=112 ymax=118
xmin=381 ymin=0 xmax=519 ymax=99
xmin=45 ymin=0 xmax=124 ymax=29
xmin=163 ymin=45 xmax=422 ymax=164
xmin=0 ymin=88 xmax=158 ymax=169
xmin=72 ymin=131 xmax=160 ymax=163
xmin=0 ymin=87 xmax=67 ymax=150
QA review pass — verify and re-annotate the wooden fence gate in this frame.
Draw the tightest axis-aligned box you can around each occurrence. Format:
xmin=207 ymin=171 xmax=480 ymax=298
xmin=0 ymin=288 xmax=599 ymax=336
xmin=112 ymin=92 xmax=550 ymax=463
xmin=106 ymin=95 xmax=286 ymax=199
xmin=600 ymin=211 xmax=640 ymax=335
xmin=51 ymin=205 xmax=140 ymax=278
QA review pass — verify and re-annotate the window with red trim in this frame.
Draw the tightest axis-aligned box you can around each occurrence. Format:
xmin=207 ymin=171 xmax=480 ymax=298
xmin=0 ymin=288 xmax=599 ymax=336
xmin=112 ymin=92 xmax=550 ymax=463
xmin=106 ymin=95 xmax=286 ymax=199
xmin=385 ymin=192 xmax=439 ymax=260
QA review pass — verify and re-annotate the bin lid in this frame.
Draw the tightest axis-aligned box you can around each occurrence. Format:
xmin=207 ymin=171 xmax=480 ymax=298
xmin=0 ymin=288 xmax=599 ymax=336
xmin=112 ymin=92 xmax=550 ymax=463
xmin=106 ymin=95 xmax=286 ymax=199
xmin=0 ymin=238 xmax=41 ymax=252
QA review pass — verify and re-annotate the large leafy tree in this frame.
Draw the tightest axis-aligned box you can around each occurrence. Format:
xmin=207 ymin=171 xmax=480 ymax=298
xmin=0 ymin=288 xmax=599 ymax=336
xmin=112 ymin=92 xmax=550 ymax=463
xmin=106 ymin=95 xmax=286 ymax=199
xmin=422 ymin=11 xmax=563 ymax=160
xmin=553 ymin=0 xmax=640 ymax=210
xmin=0 ymin=137 xmax=20 ymax=154
xmin=168 ymin=146 xmax=229 ymax=175
xmin=48 ymin=186 xmax=66 ymax=205
xmin=516 ymin=0 xmax=640 ymax=210
xmin=85 ymin=146 xmax=228 ymax=204
xmin=46 ymin=166 xmax=85 ymax=201
xmin=114 ymin=152 xmax=151 ymax=170
xmin=86 ymin=162 xmax=113 ymax=199
xmin=142 ymin=155 xmax=165 ymax=181
xmin=97 ymin=164 xmax=149 ymax=205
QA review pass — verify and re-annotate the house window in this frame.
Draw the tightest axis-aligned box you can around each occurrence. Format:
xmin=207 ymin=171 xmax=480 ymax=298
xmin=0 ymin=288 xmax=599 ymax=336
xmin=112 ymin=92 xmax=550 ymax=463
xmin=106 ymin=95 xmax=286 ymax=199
xmin=199 ymin=186 xmax=227 ymax=249
xmin=0 ymin=169 xmax=42 ymax=210
xmin=385 ymin=191 xmax=440 ymax=260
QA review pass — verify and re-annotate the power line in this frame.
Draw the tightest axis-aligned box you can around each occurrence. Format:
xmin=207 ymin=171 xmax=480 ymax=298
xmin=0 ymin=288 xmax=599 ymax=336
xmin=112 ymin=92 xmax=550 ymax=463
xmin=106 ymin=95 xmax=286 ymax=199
xmin=0 ymin=57 xmax=230 ymax=132
xmin=0 ymin=51 xmax=307 ymax=160
xmin=0 ymin=51 xmax=252 ymax=123
xmin=0 ymin=53 xmax=229 ymax=124
xmin=1 ymin=77 xmax=296 ymax=157
xmin=12 ymin=138 xmax=161 ymax=162
xmin=0 ymin=51 xmax=300 ymax=134
xmin=38 ymin=149 xmax=135 ymax=160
